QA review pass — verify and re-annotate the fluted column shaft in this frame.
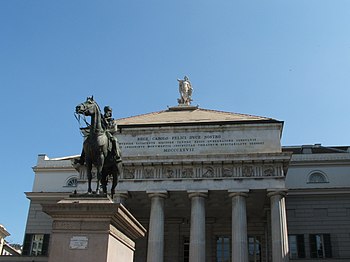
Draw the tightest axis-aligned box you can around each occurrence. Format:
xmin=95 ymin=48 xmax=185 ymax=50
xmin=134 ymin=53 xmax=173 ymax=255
xmin=268 ymin=190 xmax=289 ymax=262
xmin=188 ymin=191 xmax=208 ymax=262
xmin=229 ymin=191 xmax=249 ymax=262
xmin=147 ymin=191 xmax=168 ymax=262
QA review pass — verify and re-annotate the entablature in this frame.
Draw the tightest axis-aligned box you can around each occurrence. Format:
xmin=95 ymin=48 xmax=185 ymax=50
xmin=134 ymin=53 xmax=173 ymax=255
xmin=119 ymin=152 xmax=291 ymax=181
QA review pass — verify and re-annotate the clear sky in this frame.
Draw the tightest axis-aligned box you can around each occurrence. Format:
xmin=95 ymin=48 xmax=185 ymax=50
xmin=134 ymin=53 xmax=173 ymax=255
xmin=1 ymin=0 xmax=350 ymax=244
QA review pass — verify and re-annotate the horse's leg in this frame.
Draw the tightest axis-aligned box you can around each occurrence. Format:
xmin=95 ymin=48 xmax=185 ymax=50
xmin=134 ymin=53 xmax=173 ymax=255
xmin=95 ymin=165 xmax=102 ymax=194
xmin=111 ymin=162 xmax=122 ymax=198
xmin=86 ymin=161 xmax=93 ymax=194
xmin=101 ymin=167 xmax=108 ymax=194
xmin=95 ymin=152 xmax=105 ymax=194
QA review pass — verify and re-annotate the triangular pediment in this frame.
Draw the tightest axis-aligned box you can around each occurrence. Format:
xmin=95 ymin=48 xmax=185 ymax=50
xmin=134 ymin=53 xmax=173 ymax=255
xmin=116 ymin=106 xmax=279 ymax=127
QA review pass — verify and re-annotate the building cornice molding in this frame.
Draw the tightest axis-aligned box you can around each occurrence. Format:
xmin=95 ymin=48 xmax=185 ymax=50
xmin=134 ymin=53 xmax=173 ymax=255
xmin=122 ymin=152 xmax=292 ymax=165
xmin=25 ymin=192 xmax=71 ymax=201
xmin=289 ymin=153 xmax=350 ymax=166
xmin=33 ymin=167 xmax=77 ymax=172
xmin=287 ymin=188 xmax=350 ymax=196
xmin=117 ymin=120 xmax=283 ymax=130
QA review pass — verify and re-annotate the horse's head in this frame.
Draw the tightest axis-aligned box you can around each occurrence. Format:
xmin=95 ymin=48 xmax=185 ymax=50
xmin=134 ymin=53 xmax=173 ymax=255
xmin=75 ymin=96 xmax=98 ymax=116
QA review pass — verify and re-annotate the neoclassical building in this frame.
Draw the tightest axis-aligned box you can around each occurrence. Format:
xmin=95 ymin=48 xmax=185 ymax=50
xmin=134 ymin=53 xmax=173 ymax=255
xmin=4 ymin=93 xmax=350 ymax=262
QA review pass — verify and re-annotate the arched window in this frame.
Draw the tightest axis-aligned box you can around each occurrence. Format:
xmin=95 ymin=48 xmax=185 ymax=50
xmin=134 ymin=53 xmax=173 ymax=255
xmin=66 ymin=177 xmax=78 ymax=187
xmin=308 ymin=171 xmax=328 ymax=183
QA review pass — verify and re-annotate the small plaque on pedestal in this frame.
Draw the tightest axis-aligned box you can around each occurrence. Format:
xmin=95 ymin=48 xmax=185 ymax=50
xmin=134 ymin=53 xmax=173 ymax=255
xmin=69 ymin=236 xmax=88 ymax=250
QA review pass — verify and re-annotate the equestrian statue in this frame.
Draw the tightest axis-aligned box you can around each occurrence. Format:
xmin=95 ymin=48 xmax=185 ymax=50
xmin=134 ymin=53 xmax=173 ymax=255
xmin=75 ymin=96 xmax=122 ymax=197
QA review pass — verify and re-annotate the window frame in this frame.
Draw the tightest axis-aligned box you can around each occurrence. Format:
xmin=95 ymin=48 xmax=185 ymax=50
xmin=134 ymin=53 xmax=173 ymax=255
xmin=22 ymin=233 xmax=50 ymax=256
xmin=288 ymin=234 xmax=305 ymax=259
xmin=183 ymin=236 xmax=189 ymax=262
xmin=248 ymin=235 xmax=262 ymax=262
xmin=309 ymin=233 xmax=332 ymax=258
xmin=307 ymin=171 xmax=328 ymax=184
xmin=65 ymin=176 xmax=78 ymax=187
xmin=216 ymin=235 xmax=231 ymax=262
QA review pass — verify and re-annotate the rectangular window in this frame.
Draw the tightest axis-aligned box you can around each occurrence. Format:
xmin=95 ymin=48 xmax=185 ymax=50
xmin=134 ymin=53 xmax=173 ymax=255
xmin=248 ymin=236 xmax=262 ymax=262
xmin=310 ymin=234 xmax=332 ymax=258
xmin=22 ymin=234 xmax=50 ymax=256
xmin=288 ymin=234 xmax=305 ymax=259
xmin=183 ymin=237 xmax=189 ymax=262
xmin=31 ymin=234 xmax=44 ymax=256
xmin=216 ymin=236 xmax=230 ymax=262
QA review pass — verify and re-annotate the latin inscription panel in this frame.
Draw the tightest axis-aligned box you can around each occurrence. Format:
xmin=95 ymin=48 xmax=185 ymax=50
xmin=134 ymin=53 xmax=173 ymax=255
xmin=118 ymin=128 xmax=281 ymax=156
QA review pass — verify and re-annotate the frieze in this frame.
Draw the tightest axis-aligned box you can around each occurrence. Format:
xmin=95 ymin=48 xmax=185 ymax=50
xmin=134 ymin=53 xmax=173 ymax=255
xmin=124 ymin=168 xmax=135 ymax=179
xmin=162 ymin=166 xmax=175 ymax=178
xmin=263 ymin=165 xmax=275 ymax=176
xmin=119 ymin=163 xmax=285 ymax=180
xmin=182 ymin=168 xmax=194 ymax=178
xmin=242 ymin=165 xmax=254 ymax=177
xmin=203 ymin=166 xmax=215 ymax=178
xmin=144 ymin=168 xmax=155 ymax=179
xmin=222 ymin=167 xmax=234 ymax=177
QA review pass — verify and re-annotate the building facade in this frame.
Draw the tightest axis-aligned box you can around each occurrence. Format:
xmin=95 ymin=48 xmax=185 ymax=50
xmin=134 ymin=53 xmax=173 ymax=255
xmin=7 ymin=104 xmax=350 ymax=262
xmin=0 ymin=225 xmax=21 ymax=256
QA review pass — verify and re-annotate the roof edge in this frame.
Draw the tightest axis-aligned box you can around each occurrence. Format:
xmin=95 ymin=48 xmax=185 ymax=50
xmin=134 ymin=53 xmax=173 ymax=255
xmin=117 ymin=119 xmax=284 ymax=129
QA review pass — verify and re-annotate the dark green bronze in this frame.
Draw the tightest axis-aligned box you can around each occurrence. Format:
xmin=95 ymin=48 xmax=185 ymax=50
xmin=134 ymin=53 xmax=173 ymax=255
xmin=75 ymin=96 xmax=122 ymax=197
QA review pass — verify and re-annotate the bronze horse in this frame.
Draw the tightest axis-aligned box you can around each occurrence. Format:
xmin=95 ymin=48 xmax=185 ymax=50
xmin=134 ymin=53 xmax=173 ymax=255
xmin=75 ymin=96 xmax=121 ymax=196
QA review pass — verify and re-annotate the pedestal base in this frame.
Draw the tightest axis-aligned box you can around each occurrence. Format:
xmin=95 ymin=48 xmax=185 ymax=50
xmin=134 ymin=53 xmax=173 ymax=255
xmin=42 ymin=196 xmax=146 ymax=262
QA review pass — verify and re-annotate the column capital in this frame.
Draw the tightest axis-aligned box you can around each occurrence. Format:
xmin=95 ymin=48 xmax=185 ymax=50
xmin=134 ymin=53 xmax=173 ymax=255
xmin=147 ymin=190 xmax=168 ymax=199
xmin=188 ymin=190 xmax=208 ymax=199
xmin=113 ymin=190 xmax=129 ymax=204
xmin=267 ymin=189 xmax=288 ymax=198
xmin=228 ymin=189 xmax=249 ymax=198
xmin=114 ymin=190 xmax=129 ymax=198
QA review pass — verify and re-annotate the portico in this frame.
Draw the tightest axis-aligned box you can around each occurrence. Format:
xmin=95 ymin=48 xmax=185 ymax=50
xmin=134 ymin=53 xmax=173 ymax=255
xmin=74 ymin=103 xmax=291 ymax=262
xmin=115 ymin=187 xmax=289 ymax=262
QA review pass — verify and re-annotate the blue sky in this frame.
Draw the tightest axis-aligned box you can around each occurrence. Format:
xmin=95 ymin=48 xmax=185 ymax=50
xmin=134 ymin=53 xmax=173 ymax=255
xmin=1 ymin=0 xmax=350 ymax=244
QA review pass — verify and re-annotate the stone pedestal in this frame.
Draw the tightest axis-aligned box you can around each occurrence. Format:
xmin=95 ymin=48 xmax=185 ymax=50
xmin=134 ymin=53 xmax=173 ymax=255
xmin=42 ymin=196 xmax=146 ymax=262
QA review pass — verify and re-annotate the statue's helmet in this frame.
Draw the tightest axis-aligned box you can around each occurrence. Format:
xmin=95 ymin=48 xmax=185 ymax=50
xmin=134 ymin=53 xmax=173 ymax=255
xmin=104 ymin=106 xmax=112 ymax=113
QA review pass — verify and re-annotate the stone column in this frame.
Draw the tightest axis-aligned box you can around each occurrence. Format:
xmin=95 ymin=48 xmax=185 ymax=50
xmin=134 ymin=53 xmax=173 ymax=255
xmin=229 ymin=190 xmax=249 ymax=262
xmin=188 ymin=190 xmax=208 ymax=262
xmin=147 ymin=191 xmax=168 ymax=262
xmin=267 ymin=190 xmax=289 ymax=262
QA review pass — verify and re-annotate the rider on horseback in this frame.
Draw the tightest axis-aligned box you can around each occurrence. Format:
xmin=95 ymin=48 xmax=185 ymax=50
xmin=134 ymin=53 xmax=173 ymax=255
xmin=76 ymin=105 xmax=121 ymax=165
xmin=102 ymin=106 xmax=122 ymax=163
